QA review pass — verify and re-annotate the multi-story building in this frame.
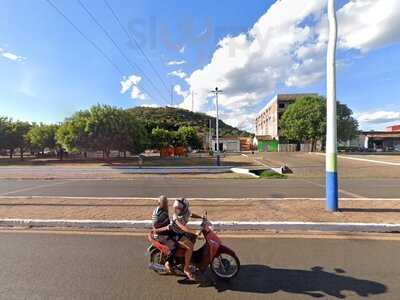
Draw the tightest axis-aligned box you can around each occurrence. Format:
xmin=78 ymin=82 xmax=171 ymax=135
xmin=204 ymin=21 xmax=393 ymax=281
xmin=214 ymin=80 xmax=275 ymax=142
xmin=255 ymin=93 xmax=318 ymax=151
xmin=255 ymin=93 xmax=318 ymax=138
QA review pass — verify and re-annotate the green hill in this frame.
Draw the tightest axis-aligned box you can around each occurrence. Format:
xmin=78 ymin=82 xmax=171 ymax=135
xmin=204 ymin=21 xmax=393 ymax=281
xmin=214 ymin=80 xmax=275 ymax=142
xmin=128 ymin=107 xmax=251 ymax=137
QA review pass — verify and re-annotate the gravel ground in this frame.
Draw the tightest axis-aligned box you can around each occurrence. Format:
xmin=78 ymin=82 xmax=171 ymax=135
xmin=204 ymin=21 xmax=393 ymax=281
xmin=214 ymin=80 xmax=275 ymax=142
xmin=1 ymin=197 xmax=400 ymax=224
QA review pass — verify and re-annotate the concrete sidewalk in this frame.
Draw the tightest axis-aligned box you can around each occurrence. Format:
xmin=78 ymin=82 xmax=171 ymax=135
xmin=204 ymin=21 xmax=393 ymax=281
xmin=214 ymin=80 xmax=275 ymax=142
xmin=1 ymin=196 xmax=400 ymax=224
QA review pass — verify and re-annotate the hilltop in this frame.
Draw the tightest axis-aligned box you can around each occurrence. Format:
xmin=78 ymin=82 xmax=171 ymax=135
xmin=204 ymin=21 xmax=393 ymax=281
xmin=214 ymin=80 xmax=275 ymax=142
xmin=128 ymin=107 xmax=251 ymax=137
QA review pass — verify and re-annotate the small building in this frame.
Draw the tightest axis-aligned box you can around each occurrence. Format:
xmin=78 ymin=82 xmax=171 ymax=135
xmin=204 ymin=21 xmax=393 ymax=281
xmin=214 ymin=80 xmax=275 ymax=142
xmin=360 ymin=125 xmax=400 ymax=152
xmin=386 ymin=124 xmax=400 ymax=132
xmin=210 ymin=136 xmax=240 ymax=153
xmin=239 ymin=137 xmax=254 ymax=151
xmin=253 ymin=135 xmax=279 ymax=152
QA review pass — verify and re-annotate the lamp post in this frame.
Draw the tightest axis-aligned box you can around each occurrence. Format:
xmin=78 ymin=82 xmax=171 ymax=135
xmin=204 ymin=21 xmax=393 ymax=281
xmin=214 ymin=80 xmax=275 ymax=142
xmin=210 ymin=87 xmax=223 ymax=166
xmin=326 ymin=0 xmax=338 ymax=212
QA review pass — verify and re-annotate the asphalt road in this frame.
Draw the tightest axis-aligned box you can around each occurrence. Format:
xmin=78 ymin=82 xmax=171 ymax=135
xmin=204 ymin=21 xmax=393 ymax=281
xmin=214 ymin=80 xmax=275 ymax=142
xmin=0 ymin=231 xmax=398 ymax=300
xmin=0 ymin=178 xmax=399 ymax=199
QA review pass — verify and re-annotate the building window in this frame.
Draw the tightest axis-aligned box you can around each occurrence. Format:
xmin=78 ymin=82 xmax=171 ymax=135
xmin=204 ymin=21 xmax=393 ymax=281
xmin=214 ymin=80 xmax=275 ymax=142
xmin=278 ymin=103 xmax=285 ymax=109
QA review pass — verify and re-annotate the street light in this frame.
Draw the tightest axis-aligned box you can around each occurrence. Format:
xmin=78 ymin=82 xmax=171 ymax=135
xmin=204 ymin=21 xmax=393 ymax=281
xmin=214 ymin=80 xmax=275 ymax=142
xmin=210 ymin=87 xmax=223 ymax=166
xmin=326 ymin=0 xmax=338 ymax=212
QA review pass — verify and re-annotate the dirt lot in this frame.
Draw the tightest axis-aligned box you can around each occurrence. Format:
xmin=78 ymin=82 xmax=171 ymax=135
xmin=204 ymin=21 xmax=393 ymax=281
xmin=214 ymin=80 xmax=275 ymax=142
xmin=0 ymin=154 xmax=260 ymax=168
xmin=252 ymin=152 xmax=400 ymax=178
xmin=1 ymin=196 xmax=400 ymax=224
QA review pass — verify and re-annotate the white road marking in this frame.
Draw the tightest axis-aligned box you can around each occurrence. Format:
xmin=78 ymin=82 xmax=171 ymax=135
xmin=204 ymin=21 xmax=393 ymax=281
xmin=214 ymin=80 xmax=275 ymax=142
xmin=300 ymin=179 xmax=365 ymax=199
xmin=313 ymin=152 xmax=400 ymax=166
xmin=0 ymin=196 xmax=398 ymax=201
xmin=0 ymin=181 xmax=71 ymax=196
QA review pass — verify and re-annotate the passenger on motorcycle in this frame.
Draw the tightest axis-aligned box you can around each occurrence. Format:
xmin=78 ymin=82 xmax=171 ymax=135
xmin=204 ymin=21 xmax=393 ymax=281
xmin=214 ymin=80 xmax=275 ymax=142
xmin=151 ymin=195 xmax=175 ymax=273
xmin=170 ymin=198 xmax=204 ymax=280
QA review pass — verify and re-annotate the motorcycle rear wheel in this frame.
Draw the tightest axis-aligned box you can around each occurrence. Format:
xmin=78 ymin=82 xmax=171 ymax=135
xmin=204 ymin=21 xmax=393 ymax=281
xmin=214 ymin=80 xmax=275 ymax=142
xmin=211 ymin=252 xmax=240 ymax=280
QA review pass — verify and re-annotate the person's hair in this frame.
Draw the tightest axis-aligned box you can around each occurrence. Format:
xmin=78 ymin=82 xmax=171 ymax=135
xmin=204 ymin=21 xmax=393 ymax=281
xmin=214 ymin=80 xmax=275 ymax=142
xmin=159 ymin=195 xmax=168 ymax=204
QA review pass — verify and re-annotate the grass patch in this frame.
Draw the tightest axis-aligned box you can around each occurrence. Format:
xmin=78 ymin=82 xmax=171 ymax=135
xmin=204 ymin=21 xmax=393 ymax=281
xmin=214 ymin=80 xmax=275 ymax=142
xmin=258 ymin=170 xmax=287 ymax=179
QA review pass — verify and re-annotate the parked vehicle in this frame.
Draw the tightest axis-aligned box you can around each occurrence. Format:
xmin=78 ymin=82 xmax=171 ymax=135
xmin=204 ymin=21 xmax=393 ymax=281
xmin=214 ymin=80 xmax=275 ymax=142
xmin=147 ymin=214 xmax=240 ymax=280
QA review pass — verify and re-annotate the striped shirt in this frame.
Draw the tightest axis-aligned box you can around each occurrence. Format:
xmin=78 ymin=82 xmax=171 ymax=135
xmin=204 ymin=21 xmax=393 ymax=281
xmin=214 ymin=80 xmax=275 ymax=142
xmin=152 ymin=207 xmax=170 ymax=229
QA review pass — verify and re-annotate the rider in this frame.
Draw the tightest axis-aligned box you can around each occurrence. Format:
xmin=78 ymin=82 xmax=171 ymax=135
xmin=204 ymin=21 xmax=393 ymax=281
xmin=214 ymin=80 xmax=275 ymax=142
xmin=170 ymin=198 xmax=204 ymax=280
xmin=151 ymin=195 xmax=175 ymax=273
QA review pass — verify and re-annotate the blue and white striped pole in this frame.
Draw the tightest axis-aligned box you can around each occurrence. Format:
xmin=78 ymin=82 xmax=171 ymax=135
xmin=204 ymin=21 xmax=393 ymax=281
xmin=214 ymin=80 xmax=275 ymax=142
xmin=326 ymin=0 xmax=338 ymax=212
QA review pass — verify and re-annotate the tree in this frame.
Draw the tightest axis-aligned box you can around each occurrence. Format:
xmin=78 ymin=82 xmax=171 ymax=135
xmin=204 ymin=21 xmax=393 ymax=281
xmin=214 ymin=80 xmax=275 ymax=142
xmin=176 ymin=126 xmax=202 ymax=149
xmin=0 ymin=117 xmax=10 ymax=155
xmin=56 ymin=105 xmax=148 ymax=160
xmin=280 ymin=95 xmax=359 ymax=151
xmin=114 ymin=111 xmax=148 ymax=156
xmin=27 ymin=124 xmax=58 ymax=155
xmin=10 ymin=121 xmax=32 ymax=159
xmin=151 ymin=127 xmax=173 ymax=150
xmin=280 ymin=96 xmax=326 ymax=151
xmin=337 ymin=102 xmax=359 ymax=143
xmin=56 ymin=111 xmax=91 ymax=155
xmin=0 ymin=118 xmax=31 ymax=159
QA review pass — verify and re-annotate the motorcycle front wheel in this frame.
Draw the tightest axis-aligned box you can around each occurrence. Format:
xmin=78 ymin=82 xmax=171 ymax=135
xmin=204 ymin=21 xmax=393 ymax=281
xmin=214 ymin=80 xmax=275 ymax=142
xmin=210 ymin=252 xmax=240 ymax=280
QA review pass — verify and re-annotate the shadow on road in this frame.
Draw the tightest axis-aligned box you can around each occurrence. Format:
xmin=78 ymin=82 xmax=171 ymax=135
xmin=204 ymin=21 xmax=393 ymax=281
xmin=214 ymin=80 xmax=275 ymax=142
xmin=340 ymin=208 xmax=400 ymax=213
xmin=197 ymin=265 xmax=387 ymax=298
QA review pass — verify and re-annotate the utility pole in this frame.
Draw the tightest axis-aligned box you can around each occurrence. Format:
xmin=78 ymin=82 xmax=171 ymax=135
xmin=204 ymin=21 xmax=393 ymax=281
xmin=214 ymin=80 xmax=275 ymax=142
xmin=210 ymin=87 xmax=223 ymax=166
xmin=326 ymin=0 xmax=338 ymax=212
xmin=191 ymin=91 xmax=196 ymax=112
xmin=208 ymin=119 xmax=212 ymax=150
xmin=170 ymin=85 xmax=174 ymax=107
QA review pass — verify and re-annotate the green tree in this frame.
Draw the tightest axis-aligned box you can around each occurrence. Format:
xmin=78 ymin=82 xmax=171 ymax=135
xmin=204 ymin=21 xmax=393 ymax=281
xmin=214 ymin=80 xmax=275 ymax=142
xmin=337 ymin=102 xmax=359 ymax=143
xmin=56 ymin=111 xmax=91 ymax=154
xmin=151 ymin=127 xmax=172 ymax=149
xmin=10 ymin=121 xmax=32 ymax=159
xmin=280 ymin=96 xmax=359 ymax=151
xmin=0 ymin=118 xmax=31 ymax=159
xmin=0 ymin=117 xmax=10 ymax=155
xmin=280 ymin=96 xmax=326 ymax=151
xmin=57 ymin=105 xmax=148 ymax=159
xmin=27 ymin=124 xmax=58 ymax=155
xmin=176 ymin=126 xmax=202 ymax=149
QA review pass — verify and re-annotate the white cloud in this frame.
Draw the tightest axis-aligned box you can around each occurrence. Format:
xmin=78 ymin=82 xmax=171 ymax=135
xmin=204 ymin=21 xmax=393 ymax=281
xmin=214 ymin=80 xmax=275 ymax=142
xmin=178 ymin=45 xmax=186 ymax=53
xmin=338 ymin=0 xmax=400 ymax=52
xmin=0 ymin=48 xmax=26 ymax=62
xmin=167 ymin=60 xmax=186 ymax=66
xmin=357 ymin=111 xmax=400 ymax=124
xmin=120 ymin=74 xmax=147 ymax=100
xmin=179 ymin=0 xmax=400 ymax=131
xmin=173 ymin=84 xmax=189 ymax=99
xmin=168 ymin=70 xmax=187 ymax=79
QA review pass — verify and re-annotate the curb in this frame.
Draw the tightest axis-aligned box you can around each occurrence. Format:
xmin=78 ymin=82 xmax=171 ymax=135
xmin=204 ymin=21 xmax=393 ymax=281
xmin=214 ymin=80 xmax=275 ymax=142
xmin=1 ymin=219 xmax=400 ymax=233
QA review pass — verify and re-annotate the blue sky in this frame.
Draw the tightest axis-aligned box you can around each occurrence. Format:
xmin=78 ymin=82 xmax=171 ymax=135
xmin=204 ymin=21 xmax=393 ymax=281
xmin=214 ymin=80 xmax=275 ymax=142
xmin=1 ymin=0 xmax=400 ymax=131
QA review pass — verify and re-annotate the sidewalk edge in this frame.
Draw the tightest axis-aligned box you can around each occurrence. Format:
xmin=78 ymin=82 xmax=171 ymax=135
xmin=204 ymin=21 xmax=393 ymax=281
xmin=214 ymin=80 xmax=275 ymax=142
xmin=1 ymin=219 xmax=400 ymax=233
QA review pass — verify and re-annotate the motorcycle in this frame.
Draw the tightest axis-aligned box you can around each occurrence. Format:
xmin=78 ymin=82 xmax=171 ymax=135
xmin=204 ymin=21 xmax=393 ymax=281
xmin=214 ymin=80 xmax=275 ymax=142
xmin=147 ymin=214 xmax=240 ymax=280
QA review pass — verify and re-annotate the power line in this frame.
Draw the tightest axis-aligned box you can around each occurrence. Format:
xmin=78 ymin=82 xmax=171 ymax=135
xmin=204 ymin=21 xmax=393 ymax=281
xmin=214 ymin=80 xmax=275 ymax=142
xmin=45 ymin=0 xmax=159 ymax=103
xmin=103 ymin=0 xmax=171 ymax=95
xmin=76 ymin=0 xmax=169 ymax=105
xmin=44 ymin=0 xmax=124 ymax=76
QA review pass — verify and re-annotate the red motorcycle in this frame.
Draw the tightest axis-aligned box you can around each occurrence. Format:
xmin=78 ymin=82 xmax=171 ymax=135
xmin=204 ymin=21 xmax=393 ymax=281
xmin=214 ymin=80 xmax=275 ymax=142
xmin=147 ymin=214 xmax=240 ymax=280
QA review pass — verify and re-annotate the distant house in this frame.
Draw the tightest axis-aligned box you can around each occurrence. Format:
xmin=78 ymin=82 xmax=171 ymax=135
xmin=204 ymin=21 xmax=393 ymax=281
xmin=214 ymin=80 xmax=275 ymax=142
xmin=359 ymin=124 xmax=400 ymax=152
xmin=210 ymin=136 xmax=240 ymax=153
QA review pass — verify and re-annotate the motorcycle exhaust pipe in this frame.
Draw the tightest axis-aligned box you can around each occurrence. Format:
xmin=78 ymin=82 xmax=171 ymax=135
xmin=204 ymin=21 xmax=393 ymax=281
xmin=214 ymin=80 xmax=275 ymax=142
xmin=148 ymin=263 xmax=166 ymax=273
